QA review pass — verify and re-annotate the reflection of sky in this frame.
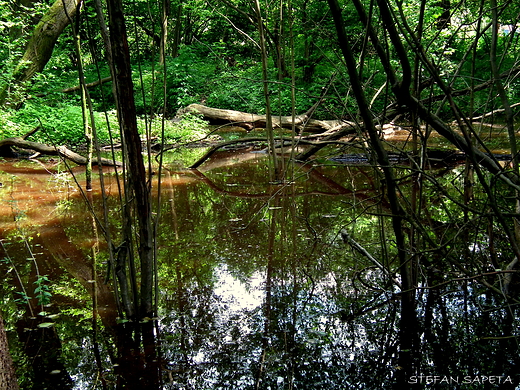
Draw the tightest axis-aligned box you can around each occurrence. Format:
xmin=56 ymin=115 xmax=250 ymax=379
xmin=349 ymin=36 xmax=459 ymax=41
xmin=4 ymin=156 xmax=518 ymax=388
xmin=501 ymin=25 xmax=517 ymax=35
xmin=214 ymin=265 xmax=264 ymax=312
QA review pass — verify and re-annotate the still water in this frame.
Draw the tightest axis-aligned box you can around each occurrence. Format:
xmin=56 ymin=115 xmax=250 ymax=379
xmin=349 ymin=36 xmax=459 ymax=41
xmin=0 ymin=143 xmax=519 ymax=389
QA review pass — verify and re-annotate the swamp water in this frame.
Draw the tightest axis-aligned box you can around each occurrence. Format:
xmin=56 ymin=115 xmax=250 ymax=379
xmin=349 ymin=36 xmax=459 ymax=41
xmin=0 ymin=141 xmax=519 ymax=389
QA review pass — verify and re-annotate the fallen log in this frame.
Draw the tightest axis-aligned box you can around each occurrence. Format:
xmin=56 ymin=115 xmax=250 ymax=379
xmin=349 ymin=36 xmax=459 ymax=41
xmin=180 ymin=103 xmax=356 ymax=133
xmin=0 ymin=136 xmax=121 ymax=166
xmin=61 ymin=76 xmax=113 ymax=94
xmin=33 ymin=76 xmax=113 ymax=98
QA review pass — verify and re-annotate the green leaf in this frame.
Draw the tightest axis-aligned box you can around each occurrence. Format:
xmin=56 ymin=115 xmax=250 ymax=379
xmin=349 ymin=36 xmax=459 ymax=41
xmin=37 ymin=322 xmax=55 ymax=328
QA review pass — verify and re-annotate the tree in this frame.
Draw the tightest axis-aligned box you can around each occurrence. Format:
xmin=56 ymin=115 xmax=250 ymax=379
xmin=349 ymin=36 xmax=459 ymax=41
xmin=0 ymin=312 xmax=18 ymax=390
xmin=106 ymin=0 xmax=155 ymax=319
xmin=321 ymin=0 xmax=520 ymax=386
xmin=326 ymin=0 xmax=419 ymax=384
xmin=0 ymin=0 xmax=81 ymax=105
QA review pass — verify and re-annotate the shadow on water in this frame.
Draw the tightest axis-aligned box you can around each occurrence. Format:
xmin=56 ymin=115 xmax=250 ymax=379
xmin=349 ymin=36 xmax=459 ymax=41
xmin=0 ymin=144 xmax=519 ymax=389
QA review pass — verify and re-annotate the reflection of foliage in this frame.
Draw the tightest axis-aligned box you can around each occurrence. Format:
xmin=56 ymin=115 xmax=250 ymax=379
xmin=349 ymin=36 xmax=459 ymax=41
xmin=54 ymin=275 xmax=90 ymax=310
xmin=54 ymin=198 xmax=74 ymax=214
xmin=1 ymin=153 xmax=520 ymax=387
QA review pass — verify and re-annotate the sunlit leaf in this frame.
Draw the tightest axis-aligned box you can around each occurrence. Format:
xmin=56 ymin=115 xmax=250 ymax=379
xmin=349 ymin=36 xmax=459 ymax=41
xmin=37 ymin=322 xmax=55 ymax=328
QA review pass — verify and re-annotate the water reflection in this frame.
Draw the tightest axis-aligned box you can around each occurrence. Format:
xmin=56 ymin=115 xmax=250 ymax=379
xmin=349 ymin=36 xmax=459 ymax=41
xmin=0 ymin=150 xmax=519 ymax=389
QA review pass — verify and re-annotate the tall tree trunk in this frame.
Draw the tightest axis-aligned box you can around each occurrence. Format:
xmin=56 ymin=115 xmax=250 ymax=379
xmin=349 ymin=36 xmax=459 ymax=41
xmin=0 ymin=0 xmax=81 ymax=105
xmin=490 ymin=0 xmax=520 ymax=243
xmin=0 ymin=312 xmax=18 ymax=390
xmin=159 ymin=0 xmax=170 ymax=64
xmin=70 ymin=0 xmax=94 ymax=191
xmin=253 ymin=0 xmax=279 ymax=180
xmin=327 ymin=0 xmax=419 ymax=385
xmin=106 ymin=0 xmax=155 ymax=319
xmin=171 ymin=2 xmax=183 ymax=58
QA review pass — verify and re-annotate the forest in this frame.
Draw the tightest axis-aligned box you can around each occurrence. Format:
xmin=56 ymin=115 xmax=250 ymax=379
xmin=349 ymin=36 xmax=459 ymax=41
xmin=0 ymin=0 xmax=520 ymax=388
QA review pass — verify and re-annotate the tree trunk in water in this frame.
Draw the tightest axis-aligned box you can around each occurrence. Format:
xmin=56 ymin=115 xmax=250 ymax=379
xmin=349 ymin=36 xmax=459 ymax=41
xmin=326 ymin=0 xmax=420 ymax=385
xmin=106 ymin=0 xmax=154 ymax=319
xmin=0 ymin=312 xmax=19 ymax=390
xmin=253 ymin=0 xmax=278 ymax=179
xmin=0 ymin=0 xmax=81 ymax=104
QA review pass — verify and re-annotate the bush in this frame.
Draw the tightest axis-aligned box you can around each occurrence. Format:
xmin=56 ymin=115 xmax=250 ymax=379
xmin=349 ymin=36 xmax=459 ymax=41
xmin=1 ymin=98 xmax=118 ymax=146
xmin=154 ymin=113 xmax=209 ymax=143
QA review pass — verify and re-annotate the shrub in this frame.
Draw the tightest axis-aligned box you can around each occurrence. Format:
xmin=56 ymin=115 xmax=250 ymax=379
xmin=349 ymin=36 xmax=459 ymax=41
xmin=1 ymin=98 xmax=118 ymax=146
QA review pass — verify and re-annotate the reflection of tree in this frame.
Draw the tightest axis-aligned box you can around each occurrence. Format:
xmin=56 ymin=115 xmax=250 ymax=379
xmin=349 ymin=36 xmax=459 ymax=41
xmin=159 ymin=159 xmax=520 ymax=388
xmin=190 ymin=162 xmax=383 ymax=201
xmin=254 ymin=196 xmax=276 ymax=389
xmin=111 ymin=322 xmax=160 ymax=389
xmin=154 ymin=178 xmax=379 ymax=387
xmin=3 ymin=151 xmax=520 ymax=387
xmin=15 ymin=316 xmax=73 ymax=389
xmin=38 ymin=223 xmax=118 ymax=329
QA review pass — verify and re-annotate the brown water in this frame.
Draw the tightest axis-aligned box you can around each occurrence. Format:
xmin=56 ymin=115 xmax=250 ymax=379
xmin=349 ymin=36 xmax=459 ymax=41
xmin=1 ymin=152 xmax=374 ymax=389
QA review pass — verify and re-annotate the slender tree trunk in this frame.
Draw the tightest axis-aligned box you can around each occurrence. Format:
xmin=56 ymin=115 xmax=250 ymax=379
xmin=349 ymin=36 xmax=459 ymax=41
xmin=106 ymin=0 xmax=155 ymax=319
xmin=301 ymin=0 xmax=313 ymax=82
xmin=159 ymin=0 xmax=170 ymax=64
xmin=490 ymin=0 xmax=520 ymax=243
xmin=327 ymin=0 xmax=419 ymax=385
xmin=69 ymin=0 xmax=94 ymax=191
xmin=171 ymin=2 xmax=183 ymax=58
xmin=253 ymin=0 xmax=279 ymax=180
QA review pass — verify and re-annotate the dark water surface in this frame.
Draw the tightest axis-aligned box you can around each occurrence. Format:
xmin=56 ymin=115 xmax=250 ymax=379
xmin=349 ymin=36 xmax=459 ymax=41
xmin=0 ymin=143 xmax=519 ymax=389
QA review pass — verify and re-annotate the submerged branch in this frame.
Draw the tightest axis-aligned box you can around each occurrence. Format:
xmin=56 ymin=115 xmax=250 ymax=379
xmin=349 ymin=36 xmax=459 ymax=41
xmin=340 ymin=229 xmax=401 ymax=287
xmin=189 ymin=167 xmax=356 ymax=198
xmin=188 ymin=137 xmax=352 ymax=168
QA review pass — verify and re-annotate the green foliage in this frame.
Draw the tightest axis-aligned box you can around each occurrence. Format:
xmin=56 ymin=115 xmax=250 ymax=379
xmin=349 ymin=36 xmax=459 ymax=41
xmin=205 ymin=65 xmax=332 ymax=117
xmin=14 ymin=290 xmax=30 ymax=305
xmin=0 ymin=98 xmax=117 ymax=145
xmin=0 ymin=0 xmax=45 ymax=90
xmin=34 ymin=274 xmax=52 ymax=306
xmin=129 ymin=43 xmax=345 ymax=118
xmin=1 ymin=0 xmax=519 ymax=134
xmin=158 ymin=112 xmax=209 ymax=143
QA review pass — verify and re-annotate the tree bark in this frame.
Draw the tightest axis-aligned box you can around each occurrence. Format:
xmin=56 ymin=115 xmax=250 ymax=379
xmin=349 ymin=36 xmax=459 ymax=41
xmin=0 ymin=0 xmax=81 ymax=104
xmin=171 ymin=2 xmax=183 ymax=58
xmin=159 ymin=0 xmax=170 ymax=64
xmin=181 ymin=103 xmax=354 ymax=133
xmin=0 ymin=312 xmax=19 ymax=390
